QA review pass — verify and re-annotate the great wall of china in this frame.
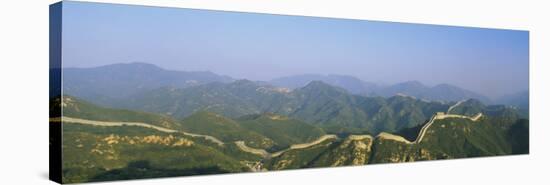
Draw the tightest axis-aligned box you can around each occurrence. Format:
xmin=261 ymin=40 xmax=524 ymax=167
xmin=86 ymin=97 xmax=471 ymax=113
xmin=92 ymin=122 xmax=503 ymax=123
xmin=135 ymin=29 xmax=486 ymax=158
xmin=51 ymin=100 xmax=483 ymax=160
xmin=235 ymin=100 xmax=484 ymax=157
xmin=50 ymin=116 xmax=225 ymax=146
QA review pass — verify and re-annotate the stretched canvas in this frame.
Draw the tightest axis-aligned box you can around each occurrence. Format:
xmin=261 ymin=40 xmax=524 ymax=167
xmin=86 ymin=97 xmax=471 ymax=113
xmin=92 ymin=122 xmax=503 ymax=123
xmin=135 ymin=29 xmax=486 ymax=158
xmin=49 ymin=1 xmax=529 ymax=184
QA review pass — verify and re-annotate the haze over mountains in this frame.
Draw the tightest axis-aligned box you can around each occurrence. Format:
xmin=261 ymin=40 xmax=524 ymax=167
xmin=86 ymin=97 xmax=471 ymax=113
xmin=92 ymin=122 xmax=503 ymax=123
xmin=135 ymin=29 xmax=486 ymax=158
xmin=495 ymin=91 xmax=529 ymax=110
xmin=272 ymin=74 xmax=492 ymax=103
xmin=63 ymin=63 xmax=526 ymax=106
xmin=63 ymin=63 xmax=233 ymax=99
xmin=61 ymin=63 xmax=528 ymax=134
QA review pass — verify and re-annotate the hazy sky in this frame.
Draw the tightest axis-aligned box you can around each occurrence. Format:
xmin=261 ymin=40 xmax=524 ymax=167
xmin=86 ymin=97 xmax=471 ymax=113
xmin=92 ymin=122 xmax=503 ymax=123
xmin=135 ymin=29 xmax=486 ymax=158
xmin=62 ymin=1 xmax=529 ymax=98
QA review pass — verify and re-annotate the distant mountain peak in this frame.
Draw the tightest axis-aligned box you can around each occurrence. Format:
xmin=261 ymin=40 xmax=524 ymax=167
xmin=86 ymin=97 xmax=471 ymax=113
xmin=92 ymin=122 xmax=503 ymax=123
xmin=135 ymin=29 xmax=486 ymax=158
xmin=433 ymin=83 xmax=452 ymax=87
xmin=62 ymin=62 xmax=234 ymax=100
xmin=397 ymin=80 xmax=425 ymax=87
xmin=126 ymin=62 xmax=159 ymax=66
xmin=299 ymin=80 xmax=349 ymax=95
xmin=269 ymin=74 xmax=374 ymax=94
xmin=302 ymin=80 xmax=338 ymax=90
xmin=101 ymin=62 xmax=162 ymax=69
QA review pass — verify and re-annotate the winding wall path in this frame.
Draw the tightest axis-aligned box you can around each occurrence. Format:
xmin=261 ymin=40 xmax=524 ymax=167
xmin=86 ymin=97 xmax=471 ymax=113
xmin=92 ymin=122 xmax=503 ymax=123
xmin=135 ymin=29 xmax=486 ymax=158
xmin=52 ymin=116 xmax=340 ymax=158
xmin=413 ymin=112 xmax=483 ymax=144
xmin=235 ymin=135 xmax=338 ymax=158
xmin=447 ymin=100 xmax=466 ymax=114
xmin=51 ymin=116 xmax=225 ymax=146
xmin=52 ymin=109 xmax=483 ymax=159
xmin=375 ymin=112 xmax=483 ymax=144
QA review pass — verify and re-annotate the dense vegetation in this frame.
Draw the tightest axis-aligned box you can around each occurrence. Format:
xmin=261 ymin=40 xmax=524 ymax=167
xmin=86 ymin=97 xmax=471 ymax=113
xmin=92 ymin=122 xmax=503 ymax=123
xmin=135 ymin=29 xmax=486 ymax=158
xmin=179 ymin=111 xmax=274 ymax=149
xmin=266 ymin=117 xmax=528 ymax=167
xmin=265 ymin=139 xmax=337 ymax=170
xmin=62 ymin=96 xmax=182 ymax=129
xmin=107 ymin=80 xmax=455 ymax=134
xmin=237 ymin=113 xmax=325 ymax=151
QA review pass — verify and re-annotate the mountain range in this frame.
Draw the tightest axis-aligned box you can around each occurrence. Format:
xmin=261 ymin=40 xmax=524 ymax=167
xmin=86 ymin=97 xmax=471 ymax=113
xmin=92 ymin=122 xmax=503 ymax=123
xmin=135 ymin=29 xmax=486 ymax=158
xmin=62 ymin=63 xmax=233 ymax=103
xmin=62 ymin=63 xmax=524 ymax=105
xmin=102 ymin=79 xmax=452 ymax=134
xmin=272 ymin=74 xmax=492 ymax=103
xmin=495 ymin=90 xmax=529 ymax=110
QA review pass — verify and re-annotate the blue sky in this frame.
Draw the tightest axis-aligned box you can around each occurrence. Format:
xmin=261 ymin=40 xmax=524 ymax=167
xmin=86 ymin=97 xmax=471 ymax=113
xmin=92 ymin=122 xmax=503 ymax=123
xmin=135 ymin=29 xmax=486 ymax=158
xmin=62 ymin=1 xmax=529 ymax=98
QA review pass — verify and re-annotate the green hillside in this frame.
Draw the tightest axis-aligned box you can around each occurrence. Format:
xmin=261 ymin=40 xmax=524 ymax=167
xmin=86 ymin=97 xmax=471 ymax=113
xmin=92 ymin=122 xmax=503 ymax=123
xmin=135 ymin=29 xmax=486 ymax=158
xmin=236 ymin=113 xmax=325 ymax=151
xmin=414 ymin=118 xmax=510 ymax=159
xmin=179 ymin=111 xmax=274 ymax=149
xmin=507 ymin=119 xmax=529 ymax=154
xmin=62 ymin=97 xmax=276 ymax=149
xmin=264 ymin=138 xmax=337 ymax=170
xmin=370 ymin=117 xmax=524 ymax=163
xmin=61 ymin=123 xmax=248 ymax=183
xmin=112 ymin=80 xmax=452 ymax=134
xmin=57 ymin=93 xmax=528 ymax=182
xmin=264 ymin=115 xmax=528 ymax=170
xmin=62 ymin=96 xmax=182 ymax=129
xmin=122 ymin=80 xmax=292 ymax=118
xmin=311 ymin=135 xmax=374 ymax=167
